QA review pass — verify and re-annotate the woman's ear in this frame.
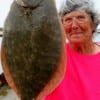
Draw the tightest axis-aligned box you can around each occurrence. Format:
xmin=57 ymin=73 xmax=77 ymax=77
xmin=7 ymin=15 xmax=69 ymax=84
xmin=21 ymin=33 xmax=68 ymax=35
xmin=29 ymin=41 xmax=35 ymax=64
xmin=92 ymin=23 xmax=97 ymax=33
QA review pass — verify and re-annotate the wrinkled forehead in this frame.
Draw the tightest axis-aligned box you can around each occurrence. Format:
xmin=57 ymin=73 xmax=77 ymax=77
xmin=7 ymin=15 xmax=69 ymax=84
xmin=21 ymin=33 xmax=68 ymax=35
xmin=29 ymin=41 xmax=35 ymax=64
xmin=60 ymin=9 xmax=92 ymax=22
xmin=63 ymin=10 xmax=91 ymax=18
xmin=61 ymin=7 xmax=92 ymax=18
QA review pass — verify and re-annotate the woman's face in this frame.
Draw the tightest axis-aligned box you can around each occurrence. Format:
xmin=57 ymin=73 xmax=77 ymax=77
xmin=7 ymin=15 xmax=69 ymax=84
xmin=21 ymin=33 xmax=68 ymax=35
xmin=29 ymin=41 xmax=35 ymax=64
xmin=62 ymin=11 xmax=95 ymax=44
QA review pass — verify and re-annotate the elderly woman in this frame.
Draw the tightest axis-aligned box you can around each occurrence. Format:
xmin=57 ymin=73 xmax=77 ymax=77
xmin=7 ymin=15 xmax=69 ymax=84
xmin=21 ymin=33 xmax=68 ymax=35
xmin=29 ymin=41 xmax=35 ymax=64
xmin=45 ymin=0 xmax=100 ymax=100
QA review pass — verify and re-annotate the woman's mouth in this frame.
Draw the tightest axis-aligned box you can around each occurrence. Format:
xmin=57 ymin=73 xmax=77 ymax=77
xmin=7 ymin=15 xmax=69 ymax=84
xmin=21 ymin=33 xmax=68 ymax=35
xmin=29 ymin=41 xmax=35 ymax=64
xmin=70 ymin=32 xmax=83 ymax=37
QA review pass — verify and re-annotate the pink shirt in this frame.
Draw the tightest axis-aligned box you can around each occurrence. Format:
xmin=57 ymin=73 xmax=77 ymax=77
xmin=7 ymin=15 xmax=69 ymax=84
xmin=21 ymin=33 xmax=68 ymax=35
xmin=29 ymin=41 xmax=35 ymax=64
xmin=45 ymin=43 xmax=100 ymax=100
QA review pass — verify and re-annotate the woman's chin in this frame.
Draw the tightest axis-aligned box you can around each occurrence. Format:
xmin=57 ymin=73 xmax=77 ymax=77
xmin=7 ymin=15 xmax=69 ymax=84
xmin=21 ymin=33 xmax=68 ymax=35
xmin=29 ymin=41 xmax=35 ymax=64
xmin=69 ymin=38 xmax=84 ymax=44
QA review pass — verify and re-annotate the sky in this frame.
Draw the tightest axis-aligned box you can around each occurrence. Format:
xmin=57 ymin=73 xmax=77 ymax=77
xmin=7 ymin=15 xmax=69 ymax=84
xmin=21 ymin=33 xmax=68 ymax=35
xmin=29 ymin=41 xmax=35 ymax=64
xmin=0 ymin=0 xmax=100 ymax=28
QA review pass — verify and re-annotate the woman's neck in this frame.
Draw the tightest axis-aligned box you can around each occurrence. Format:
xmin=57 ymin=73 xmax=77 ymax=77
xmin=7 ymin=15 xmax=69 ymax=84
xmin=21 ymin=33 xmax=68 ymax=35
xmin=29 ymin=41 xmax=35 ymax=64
xmin=69 ymin=41 xmax=100 ymax=55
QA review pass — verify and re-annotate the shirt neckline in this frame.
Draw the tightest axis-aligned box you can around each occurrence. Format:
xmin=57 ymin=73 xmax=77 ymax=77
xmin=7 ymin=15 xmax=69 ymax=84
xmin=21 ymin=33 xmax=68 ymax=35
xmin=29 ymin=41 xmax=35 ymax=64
xmin=67 ymin=43 xmax=100 ymax=57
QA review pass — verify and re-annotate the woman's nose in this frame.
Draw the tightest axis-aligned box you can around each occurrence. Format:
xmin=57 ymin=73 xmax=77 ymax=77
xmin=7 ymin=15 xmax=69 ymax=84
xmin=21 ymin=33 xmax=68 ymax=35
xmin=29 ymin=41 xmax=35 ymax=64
xmin=71 ymin=18 xmax=79 ymax=30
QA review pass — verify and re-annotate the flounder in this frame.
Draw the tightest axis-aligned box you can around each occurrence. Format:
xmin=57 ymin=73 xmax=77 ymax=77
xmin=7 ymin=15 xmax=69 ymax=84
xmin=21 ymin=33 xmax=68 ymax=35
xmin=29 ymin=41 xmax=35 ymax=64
xmin=1 ymin=0 xmax=66 ymax=100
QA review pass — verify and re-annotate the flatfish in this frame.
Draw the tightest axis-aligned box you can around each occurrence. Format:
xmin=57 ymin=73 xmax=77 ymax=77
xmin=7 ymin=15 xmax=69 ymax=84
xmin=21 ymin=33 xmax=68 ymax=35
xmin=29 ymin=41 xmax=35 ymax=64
xmin=1 ymin=0 xmax=66 ymax=100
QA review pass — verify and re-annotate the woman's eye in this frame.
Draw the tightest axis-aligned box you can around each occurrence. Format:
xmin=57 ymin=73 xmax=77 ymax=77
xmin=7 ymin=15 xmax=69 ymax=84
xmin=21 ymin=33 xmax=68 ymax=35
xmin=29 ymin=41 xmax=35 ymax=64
xmin=77 ymin=16 xmax=85 ymax=20
xmin=65 ymin=18 xmax=72 ymax=23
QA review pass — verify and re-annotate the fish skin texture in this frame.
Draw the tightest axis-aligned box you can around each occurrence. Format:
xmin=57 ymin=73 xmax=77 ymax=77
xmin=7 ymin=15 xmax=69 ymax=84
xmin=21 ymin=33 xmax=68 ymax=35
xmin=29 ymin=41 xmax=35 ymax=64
xmin=1 ymin=0 xmax=66 ymax=100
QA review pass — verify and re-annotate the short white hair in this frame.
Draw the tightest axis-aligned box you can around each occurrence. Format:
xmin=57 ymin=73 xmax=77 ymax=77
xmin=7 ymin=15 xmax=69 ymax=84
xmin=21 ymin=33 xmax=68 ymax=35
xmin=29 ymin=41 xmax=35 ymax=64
xmin=59 ymin=0 xmax=100 ymax=28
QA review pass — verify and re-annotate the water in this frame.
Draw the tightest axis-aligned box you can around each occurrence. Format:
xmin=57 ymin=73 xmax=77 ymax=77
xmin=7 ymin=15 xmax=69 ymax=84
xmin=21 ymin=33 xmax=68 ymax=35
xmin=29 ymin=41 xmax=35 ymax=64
xmin=0 ymin=64 xmax=3 ymax=74
xmin=93 ymin=33 xmax=100 ymax=42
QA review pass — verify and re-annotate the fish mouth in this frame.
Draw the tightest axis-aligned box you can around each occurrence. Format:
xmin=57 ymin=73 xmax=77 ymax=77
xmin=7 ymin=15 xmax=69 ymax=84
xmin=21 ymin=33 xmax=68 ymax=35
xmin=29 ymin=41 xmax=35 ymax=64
xmin=15 ymin=0 xmax=43 ymax=8
xmin=16 ymin=0 xmax=27 ymax=7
